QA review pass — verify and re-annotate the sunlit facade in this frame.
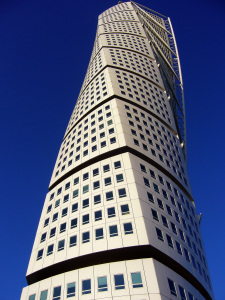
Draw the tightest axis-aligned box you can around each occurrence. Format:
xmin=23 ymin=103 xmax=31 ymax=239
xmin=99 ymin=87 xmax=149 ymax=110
xmin=21 ymin=2 xmax=214 ymax=300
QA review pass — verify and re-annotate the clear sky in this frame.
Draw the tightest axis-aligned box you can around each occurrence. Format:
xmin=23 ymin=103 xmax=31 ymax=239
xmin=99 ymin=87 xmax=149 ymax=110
xmin=0 ymin=0 xmax=224 ymax=299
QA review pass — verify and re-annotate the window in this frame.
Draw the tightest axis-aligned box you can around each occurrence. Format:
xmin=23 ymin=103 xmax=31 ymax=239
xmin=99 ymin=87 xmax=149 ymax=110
xmin=73 ymin=189 xmax=78 ymax=198
xmin=176 ymin=241 xmax=182 ymax=255
xmin=65 ymin=182 xmax=70 ymax=190
xmin=47 ymin=244 xmax=54 ymax=256
xmin=50 ymin=227 xmax=56 ymax=238
xmin=166 ymin=235 xmax=174 ymax=248
xmin=106 ymin=191 xmax=113 ymax=201
xmin=58 ymin=239 xmax=65 ymax=251
xmin=60 ymin=223 xmax=66 ymax=233
xmin=157 ymin=199 xmax=164 ymax=209
xmin=114 ymin=161 xmax=121 ymax=169
xmin=62 ymin=207 xmax=68 ymax=217
xmin=94 ymin=194 xmax=101 ymax=204
xmin=171 ymin=222 xmax=177 ymax=234
xmin=116 ymin=174 xmax=124 ymax=182
xmin=118 ymin=188 xmax=126 ymax=198
xmin=143 ymin=177 xmax=150 ymax=187
xmin=98 ymin=276 xmax=108 ymax=292
xmin=140 ymin=164 xmax=146 ymax=173
xmin=83 ymin=185 xmax=89 ymax=194
xmin=82 ymin=214 xmax=89 ymax=225
xmin=37 ymin=249 xmax=43 ymax=260
xmin=29 ymin=295 xmax=36 ymax=300
xmin=95 ymin=228 xmax=104 ymax=240
xmin=44 ymin=218 xmax=49 ymax=227
xmin=156 ymin=228 xmax=164 ymax=241
xmin=124 ymin=222 xmax=133 ymax=234
xmin=107 ymin=207 xmax=116 ymax=218
xmin=67 ymin=282 xmax=75 ymax=298
xmin=93 ymin=168 xmax=99 ymax=176
xmin=178 ymin=286 xmax=186 ymax=300
xmin=103 ymin=164 xmax=110 ymax=172
xmin=109 ymin=225 xmax=118 ymax=237
xmin=55 ymin=200 xmax=60 ymax=208
xmin=95 ymin=210 xmax=102 ymax=221
xmin=168 ymin=279 xmax=177 ymax=297
xmin=184 ymin=248 xmax=190 ymax=262
xmin=114 ymin=274 xmax=125 ymax=290
xmin=71 ymin=218 xmax=77 ymax=229
xmin=162 ymin=215 xmax=168 ymax=227
xmin=64 ymin=194 xmax=69 ymax=203
xmin=69 ymin=235 xmax=77 ymax=247
xmin=82 ymin=231 xmax=90 ymax=243
xmin=57 ymin=188 xmax=62 ymax=195
xmin=131 ymin=272 xmax=143 ymax=288
xmin=188 ymin=293 xmax=194 ymax=300
xmin=153 ymin=183 xmax=160 ymax=193
xmin=83 ymin=172 xmax=89 ymax=181
xmin=147 ymin=192 xmax=154 ymax=203
xmin=93 ymin=181 xmax=100 ymax=189
xmin=121 ymin=204 xmax=129 ymax=215
xmin=101 ymin=141 xmax=106 ymax=147
xmin=40 ymin=232 xmax=46 ymax=243
xmin=74 ymin=177 xmax=79 ymax=185
xmin=82 ymin=279 xmax=91 ymax=295
xmin=72 ymin=203 xmax=78 ymax=213
xmin=151 ymin=209 xmax=159 ymax=221
xmin=47 ymin=205 xmax=52 ymax=213
xmin=166 ymin=205 xmax=172 ymax=216
xmin=104 ymin=177 xmax=112 ymax=186
xmin=40 ymin=290 xmax=48 ymax=300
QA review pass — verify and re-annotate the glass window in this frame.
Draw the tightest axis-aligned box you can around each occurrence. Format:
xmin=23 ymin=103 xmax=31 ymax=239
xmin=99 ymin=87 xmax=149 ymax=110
xmin=114 ymin=161 xmax=121 ymax=169
xmin=29 ymin=295 xmax=35 ymax=300
xmin=107 ymin=207 xmax=116 ymax=218
xmin=123 ymin=223 xmax=133 ymax=234
xmin=178 ymin=286 xmax=187 ymax=300
xmin=176 ymin=241 xmax=182 ymax=255
xmin=55 ymin=200 xmax=60 ymax=208
xmin=73 ymin=189 xmax=79 ymax=198
xmin=53 ymin=286 xmax=61 ymax=300
xmin=62 ymin=208 xmax=68 ymax=217
xmin=83 ymin=172 xmax=89 ymax=181
xmin=147 ymin=192 xmax=154 ymax=203
xmin=41 ymin=233 xmax=46 ymax=243
xmin=71 ymin=218 xmax=77 ymax=229
xmin=104 ymin=177 xmax=112 ymax=186
xmin=156 ymin=228 xmax=164 ymax=241
xmin=72 ymin=203 xmax=78 ymax=213
xmin=93 ymin=181 xmax=100 ymax=189
xmin=67 ymin=282 xmax=75 ymax=298
xmin=82 ymin=214 xmax=89 ymax=225
xmin=106 ymin=191 xmax=113 ymax=201
xmin=50 ymin=227 xmax=56 ymax=238
xmin=114 ymin=274 xmax=125 ymax=290
xmin=37 ymin=249 xmax=43 ymax=260
xmin=69 ymin=235 xmax=77 ymax=247
xmin=52 ymin=213 xmax=58 ymax=222
xmin=95 ymin=210 xmax=102 ymax=221
xmin=40 ymin=290 xmax=48 ymax=300
xmin=82 ymin=198 xmax=89 ymax=208
xmin=47 ymin=244 xmax=54 ymax=256
xmin=188 ymin=293 xmax=194 ymax=300
xmin=131 ymin=272 xmax=143 ymax=288
xmin=64 ymin=194 xmax=69 ymax=203
xmin=82 ymin=232 xmax=90 ymax=243
xmin=166 ymin=235 xmax=174 ymax=248
xmin=82 ymin=279 xmax=91 ymax=295
xmin=168 ymin=279 xmax=177 ymax=296
xmin=95 ymin=228 xmax=104 ymax=240
xmin=103 ymin=164 xmax=110 ymax=172
xmin=121 ymin=204 xmax=129 ymax=215
xmin=98 ymin=276 xmax=108 ymax=292
xmin=83 ymin=185 xmax=89 ymax=194
xmin=93 ymin=168 xmax=99 ymax=176
xmin=58 ymin=239 xmax=65 ymax=251
xmin=74 ymin=177 xmax=79 ymax=185
xmin=94 ymin=194 xmax=101 ymax=204
xmin=151 ymin=209 xmax=159 ymax=221
xmin=109 ymin=225 xmax=118 ymax=237
xmin=60 ymin=223 xmax=66 ymax=233
xmin=118 ymin=188 xmax=126 ymax=198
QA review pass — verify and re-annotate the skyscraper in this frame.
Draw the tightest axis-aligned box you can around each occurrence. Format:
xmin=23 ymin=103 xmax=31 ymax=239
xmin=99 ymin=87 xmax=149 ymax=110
xmin=20 ymin=1 xmax=214 ymax=300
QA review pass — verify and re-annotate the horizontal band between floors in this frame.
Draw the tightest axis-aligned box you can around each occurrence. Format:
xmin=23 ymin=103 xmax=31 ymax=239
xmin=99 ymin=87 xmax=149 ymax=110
xmin=49 ymin=146 xmax=193 ymax=203
xmin=26 ymin=245 xmax=211 ymax=300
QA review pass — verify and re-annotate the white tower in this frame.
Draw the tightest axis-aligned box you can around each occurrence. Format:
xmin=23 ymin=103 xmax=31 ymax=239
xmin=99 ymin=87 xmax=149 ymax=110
xmin=21 ymin=2 xmax=214 ymax=300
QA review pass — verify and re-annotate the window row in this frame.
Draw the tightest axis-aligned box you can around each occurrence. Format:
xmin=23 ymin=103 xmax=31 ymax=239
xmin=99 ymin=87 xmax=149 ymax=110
xmin=38 ymin=222 xmax=133 ymax=259
xmin=28 ymin=271 xmax=143 ymax=300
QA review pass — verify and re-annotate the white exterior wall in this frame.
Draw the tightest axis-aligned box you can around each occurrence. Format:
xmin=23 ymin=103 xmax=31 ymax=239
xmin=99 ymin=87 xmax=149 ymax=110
xmin=21 ymin=2 xmax=214 ymax=300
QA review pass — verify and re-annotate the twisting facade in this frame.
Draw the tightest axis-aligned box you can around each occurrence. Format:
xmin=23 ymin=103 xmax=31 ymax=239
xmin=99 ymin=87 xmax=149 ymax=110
xmin=21 ymin=2 xmax=214 ymax=300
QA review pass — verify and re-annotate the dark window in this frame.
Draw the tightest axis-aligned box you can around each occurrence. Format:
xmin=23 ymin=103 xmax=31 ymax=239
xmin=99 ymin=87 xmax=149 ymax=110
xmin=114 ymin=274 xmax=125 ymax=290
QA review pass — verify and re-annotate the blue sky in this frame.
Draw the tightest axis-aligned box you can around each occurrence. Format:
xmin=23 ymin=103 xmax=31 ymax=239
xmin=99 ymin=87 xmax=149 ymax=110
xmin=0 ymin=0 xmax=224 ymax=299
